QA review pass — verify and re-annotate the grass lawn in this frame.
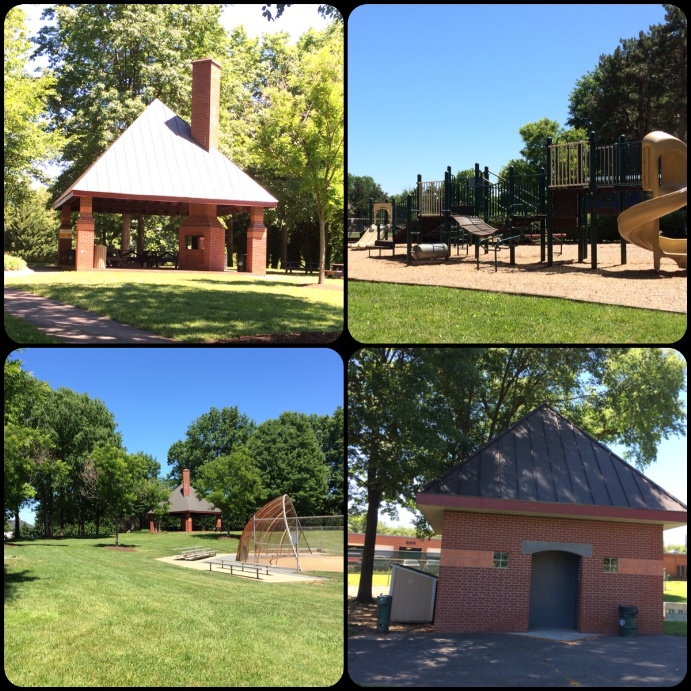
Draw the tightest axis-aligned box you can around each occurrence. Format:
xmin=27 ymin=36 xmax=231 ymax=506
xmin=5 ymin=269 xmax=343 ymax=342
xmin=4 ymin=532 xmax=343 ymax=686
xmin=4 ymin=313 xmax=64 ymax=343
xmin=348 ymin=280 xmax=685 ymax=343
xmin=347 ymin=573 xmax=391 ymax=587
xmin=663 ymin=579 xmax=687 ymax=637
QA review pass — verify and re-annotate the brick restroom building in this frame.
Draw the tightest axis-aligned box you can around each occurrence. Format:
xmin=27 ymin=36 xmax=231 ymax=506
xmin=52 ymin=58 xmax=277 ymax=274
xmin=416 ymin=404 xmax=687 ymax=635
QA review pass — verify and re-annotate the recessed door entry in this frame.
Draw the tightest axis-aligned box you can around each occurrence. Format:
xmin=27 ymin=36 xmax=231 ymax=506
xmin=529 ymin=550 xmax=579 ymax=629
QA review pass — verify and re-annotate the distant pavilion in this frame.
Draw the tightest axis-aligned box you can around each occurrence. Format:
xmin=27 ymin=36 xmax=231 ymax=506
xmin=148 ymin=468 xmax=221 ymax=533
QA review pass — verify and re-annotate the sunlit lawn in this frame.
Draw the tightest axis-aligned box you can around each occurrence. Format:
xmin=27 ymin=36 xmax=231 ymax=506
xmin=348 ymin=280 xmax=685 ymax=343
xmin=4 ymin=532 xmax=343 ymax=686
xmin=5 ymin=268 xmax=343 ymax=342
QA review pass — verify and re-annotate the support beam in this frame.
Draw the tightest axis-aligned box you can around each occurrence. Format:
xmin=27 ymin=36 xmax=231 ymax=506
xmin=246 ymin=207 xmax=267 ymax=275
xmin=75 ymin=197 xmax=95 ymax=271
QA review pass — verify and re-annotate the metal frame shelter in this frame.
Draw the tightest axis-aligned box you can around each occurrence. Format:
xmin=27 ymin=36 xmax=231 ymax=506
xmin=236 ymin=495 xmax=311 ymax=573
xmin=52 ymin=58 xmax=277 ymax=274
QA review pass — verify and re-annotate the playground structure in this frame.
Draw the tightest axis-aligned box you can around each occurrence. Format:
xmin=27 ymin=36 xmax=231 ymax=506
xmin=236 ymin=495 xmax=343 ymax=574
xmin=352 ymin=131 xmax=687 ymax=272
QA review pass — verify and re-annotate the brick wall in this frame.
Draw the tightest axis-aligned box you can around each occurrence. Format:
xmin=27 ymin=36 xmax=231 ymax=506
xmin=434 ymin=511 xmax=663 ymax=635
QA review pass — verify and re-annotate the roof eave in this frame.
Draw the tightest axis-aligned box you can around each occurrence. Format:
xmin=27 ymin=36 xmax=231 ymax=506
xmin=416 ymin=492 xmax=687 ymax=534
xmin=54 ymin=189 xmax=278 ymax=211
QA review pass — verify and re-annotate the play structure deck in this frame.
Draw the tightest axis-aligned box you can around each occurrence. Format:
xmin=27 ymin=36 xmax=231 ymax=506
xmin=350 ymin=130 xmax=686 ymax=272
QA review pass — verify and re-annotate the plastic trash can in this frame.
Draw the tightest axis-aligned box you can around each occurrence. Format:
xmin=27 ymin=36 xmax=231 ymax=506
xmin=93 ymin=244 xmax=107 ymax=269
xmin=237 ymin=254 xmax=246 ymax=272
xmin=618 ymin=605 xmax=638 ymax=637
xmin=376 ymin=594 xmax=392 ymax=633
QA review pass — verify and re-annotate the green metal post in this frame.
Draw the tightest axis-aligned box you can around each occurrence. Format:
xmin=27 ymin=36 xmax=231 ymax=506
xmin=368 ymin=198 xmax=373 ymax=226
xmin=617 ymin=134 xmax=627 ymax=266
xmin=589 ymin=130 xmax=597 ymax=269
xmin=474 ymin=164 xmax=481 ymax=216
xmin=444 ymin=168 xmax=451 ymax=258
xmin=406 ymin=194 xmax=412 ymax=266
xmin=545 ymin=138 xmax=553 ymax=267
xmin=539 ymin=168 xmax=549 ymax=264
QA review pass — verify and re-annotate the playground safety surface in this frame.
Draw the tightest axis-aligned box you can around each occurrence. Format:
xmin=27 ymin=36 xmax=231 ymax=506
xmin=348 ymin=242 xmax=686 ymax=313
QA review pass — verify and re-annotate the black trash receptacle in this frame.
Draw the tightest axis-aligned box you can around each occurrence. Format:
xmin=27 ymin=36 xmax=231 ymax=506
xmin=376 ymin=594 xmax=392 ymax=633
xmin=618 ymin=605 xmax=638 ymax=637
xmin=237 ymin=254 xmax=246 ymax=272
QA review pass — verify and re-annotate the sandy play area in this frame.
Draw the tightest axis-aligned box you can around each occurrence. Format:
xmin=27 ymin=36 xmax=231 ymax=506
xmin=348 ymin=242 xmax=686 ymax=313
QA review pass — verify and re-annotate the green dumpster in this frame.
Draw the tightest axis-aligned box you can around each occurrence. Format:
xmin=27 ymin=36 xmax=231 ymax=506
xmin=376 ymin=594 xmax=392 ymax=633
xmin=618 ymin=605 xmax=638 ymax=637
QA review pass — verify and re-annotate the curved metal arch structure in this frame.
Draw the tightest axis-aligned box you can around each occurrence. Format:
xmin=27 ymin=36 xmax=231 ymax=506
xmin=236 ymin=495 xmax=311 ymax=572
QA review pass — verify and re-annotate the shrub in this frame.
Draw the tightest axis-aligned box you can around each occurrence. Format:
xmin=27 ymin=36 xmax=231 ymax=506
xmin=4 ymin=253 xmax=28 ymax=271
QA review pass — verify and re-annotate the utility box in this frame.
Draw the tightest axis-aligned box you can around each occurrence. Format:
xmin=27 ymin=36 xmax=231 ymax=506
xmin=389 ymin=563 xmax=438 ymax=624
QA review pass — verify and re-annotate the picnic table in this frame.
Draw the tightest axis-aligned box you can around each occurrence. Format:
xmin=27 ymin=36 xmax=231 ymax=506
xmin=207 ymin=559 xmax=272 ymax=579
xmin=284 ymin=260 xmax=319 ymax=274
xmin=325 ymin=262 xmax=344 ymax=278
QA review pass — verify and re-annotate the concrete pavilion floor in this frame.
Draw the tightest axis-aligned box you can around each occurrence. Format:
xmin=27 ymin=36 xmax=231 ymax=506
xmin=156 ymin=552 xmax=325 ymax=583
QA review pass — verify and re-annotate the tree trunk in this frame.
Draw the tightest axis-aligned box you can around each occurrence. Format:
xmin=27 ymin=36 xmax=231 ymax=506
xmin=355 ymin=485 xmax=382 ymax=604
xmin=318 ymin=215 xmax=327 ymax=284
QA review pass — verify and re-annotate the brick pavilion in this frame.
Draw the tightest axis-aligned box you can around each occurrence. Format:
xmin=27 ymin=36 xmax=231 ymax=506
xmin=53 ymin=58 xmax=277 ymax=274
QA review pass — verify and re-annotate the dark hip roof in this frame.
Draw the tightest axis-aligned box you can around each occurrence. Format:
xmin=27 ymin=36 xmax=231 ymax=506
xmin=417 ymin=404 xmax=686 ymax=532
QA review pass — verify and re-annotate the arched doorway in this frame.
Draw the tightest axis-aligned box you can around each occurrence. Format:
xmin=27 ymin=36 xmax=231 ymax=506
xmin=529 ymin=551 xmax=579 ymax=629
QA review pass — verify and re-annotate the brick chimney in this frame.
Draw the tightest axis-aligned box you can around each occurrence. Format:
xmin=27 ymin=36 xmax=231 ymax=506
xmin=182 ymin=468 xmax=191 ymax=497
xmin=191 ymin=58 xmax=221 ymax=151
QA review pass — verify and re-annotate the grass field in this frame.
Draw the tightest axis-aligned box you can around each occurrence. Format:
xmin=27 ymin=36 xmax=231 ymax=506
xmin=348 ymin=280 xmax=685 ymax=343
xmin=4 ymin=532 xmax=342 ymax=686
xmin=5 ymin=269 xmax=343 ymax=342
xmin=4 ymin=313 xmax=63 ymax=343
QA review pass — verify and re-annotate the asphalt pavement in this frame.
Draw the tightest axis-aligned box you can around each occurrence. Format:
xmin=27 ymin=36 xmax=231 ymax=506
xmin=348 ymin=632 xmax=687 ymax=687
xmin=5 ymin=287 xmax=174 ymax=343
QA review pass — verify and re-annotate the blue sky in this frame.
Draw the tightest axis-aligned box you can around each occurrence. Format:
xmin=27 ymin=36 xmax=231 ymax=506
xmin=348 ymin=4 xmax=670 ymax=198
xmin=11 ymin=347 xmax=343 ymax=523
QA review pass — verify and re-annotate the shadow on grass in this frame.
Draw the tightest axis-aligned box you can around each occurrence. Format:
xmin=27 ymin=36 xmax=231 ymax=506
xmin=12 ymin=281 xmax=343 ymax=341
xmin=4 ymin=567 xmax=39 ymax=603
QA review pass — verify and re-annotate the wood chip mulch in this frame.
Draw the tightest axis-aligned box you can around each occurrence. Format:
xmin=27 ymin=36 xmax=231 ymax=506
xmin=348 ymin=597 xmax=434 ymax=636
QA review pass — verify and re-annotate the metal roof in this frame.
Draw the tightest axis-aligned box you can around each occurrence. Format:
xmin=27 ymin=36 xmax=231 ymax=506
xmin=417 ymin=404 xmax=686 ymax=532
xmin=53 ymin=98 xmax=277 ymax=215
xmin=167 ymin=482 xmax=221 ymax=515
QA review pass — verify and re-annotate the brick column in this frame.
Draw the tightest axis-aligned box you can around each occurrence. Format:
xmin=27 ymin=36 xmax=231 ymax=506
xmin=58 ymin=205 xmax=73 ymax=268
xmin=246 ymin=207 xmax=267 ymax=275
xmin=75 ymin=197 xmax=95 ymax=271
xmin=178 ymin=204 xmax=225 ymax=271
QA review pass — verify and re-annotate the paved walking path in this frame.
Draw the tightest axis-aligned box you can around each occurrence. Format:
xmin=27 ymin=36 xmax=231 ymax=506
xmin=5 ymin=287 xmax=174 ymax=343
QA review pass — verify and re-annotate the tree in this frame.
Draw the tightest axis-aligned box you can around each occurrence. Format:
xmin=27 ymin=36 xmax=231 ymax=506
xmin=247 ymin=412 xmax=329 ymax=516
xmin=348 ymin=348 xmax=479 ymax=602
xmin=261 ymin=4 xmax=343 ymax=23
xmin=347 ymin=174 xmax=386 ymax=217
xmin=33 ymin=4 xmax=227 ymax=202
xmin=308 ymin=407 xmax=344 ymax=515
xmin=4 ymin=186 xmax=61 ymax=261
xmin=88 ymin=445 xmax=146 ymax=546
xmin=196 ymin=447 xmax=265 ymax=532
xmin=32 ymin=387 xmax=122 ymax=536
xmin=349 ymin=347 xmax=686 ymax=602
xmin=4 ymin=7 xmax=63 ymax=218
xmin=167 ymin=406 xmax=255 ymax=483
xmin=253 ymin=24 xmax=343 ymax=282
xmin=567 ymin=6 xmax=686 ymax=141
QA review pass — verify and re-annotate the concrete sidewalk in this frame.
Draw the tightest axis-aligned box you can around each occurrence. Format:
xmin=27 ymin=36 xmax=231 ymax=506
xmin=348 ymin=631 xmax=687 ymax=687
xmin=5 ymin=287 xmax=174 ymax=343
